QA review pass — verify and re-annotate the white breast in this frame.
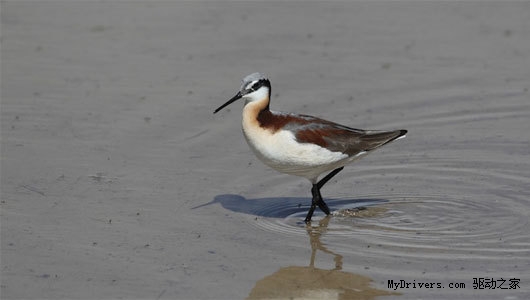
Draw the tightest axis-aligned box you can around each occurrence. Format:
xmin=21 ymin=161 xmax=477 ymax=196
xmin=242 ymin=115 xmax=348 ymax=181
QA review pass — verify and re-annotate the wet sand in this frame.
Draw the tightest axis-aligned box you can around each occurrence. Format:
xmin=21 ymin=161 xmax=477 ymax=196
xmin=2 ymin=2 xmax=530 ymax=299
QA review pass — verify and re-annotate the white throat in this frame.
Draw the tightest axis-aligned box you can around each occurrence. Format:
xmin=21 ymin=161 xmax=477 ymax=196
xmin=243 ymin=87 xmax=270 ymax=106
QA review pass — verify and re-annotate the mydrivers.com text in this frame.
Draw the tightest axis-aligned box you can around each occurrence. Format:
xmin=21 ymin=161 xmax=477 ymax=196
xmin=388 ymin=278 xmax=521 ymax=291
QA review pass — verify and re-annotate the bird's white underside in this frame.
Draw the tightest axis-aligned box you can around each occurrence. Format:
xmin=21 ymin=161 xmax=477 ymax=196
xmin=242 ymin=110 xmax=369 ymax=182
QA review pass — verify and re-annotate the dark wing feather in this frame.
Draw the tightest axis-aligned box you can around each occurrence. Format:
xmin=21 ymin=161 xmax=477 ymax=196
xmin=290 ymin=114 xmax=406 ymax=156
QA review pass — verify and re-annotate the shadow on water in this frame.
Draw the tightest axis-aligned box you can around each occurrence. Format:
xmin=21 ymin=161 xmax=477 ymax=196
xmin=192 ymin=194 xmax=390 ymax=219
xmin=246 ymin=216 xmax=400 ymax=299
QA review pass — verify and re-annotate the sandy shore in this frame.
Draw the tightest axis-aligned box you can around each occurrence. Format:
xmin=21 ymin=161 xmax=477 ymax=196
xmin=2 ymin=2 xmax=530 ymax=299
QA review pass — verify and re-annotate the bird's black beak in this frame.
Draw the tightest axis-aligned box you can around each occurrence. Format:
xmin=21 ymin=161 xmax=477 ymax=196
xmin=213 ymin=91 xmax=243 ymax=114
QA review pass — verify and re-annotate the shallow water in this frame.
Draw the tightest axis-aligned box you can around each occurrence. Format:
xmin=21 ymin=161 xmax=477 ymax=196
xmin=2 ymin=2 xmax=530 ymax=300
xmin=246 ymin=216 xmax=400 ymax=300
xmin=208 ymin=89 xmax=530 ymax=299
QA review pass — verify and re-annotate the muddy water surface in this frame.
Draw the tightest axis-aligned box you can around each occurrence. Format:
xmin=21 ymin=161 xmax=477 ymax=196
xmin=229 ymin=91 xmax=530 ymax=299
xmin=2 ymin=2 xmax=529 ymax=300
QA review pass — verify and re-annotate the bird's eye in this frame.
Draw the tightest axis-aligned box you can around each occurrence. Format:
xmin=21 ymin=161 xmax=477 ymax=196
xmin=243 ymin=79 xmax=266 ymax=94
xmin=250 ymin=81 xmax=261 ymax=91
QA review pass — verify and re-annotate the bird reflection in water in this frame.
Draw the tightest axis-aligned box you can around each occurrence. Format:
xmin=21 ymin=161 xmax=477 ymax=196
xmin=247 ymin=216 xmax=399 ymax=300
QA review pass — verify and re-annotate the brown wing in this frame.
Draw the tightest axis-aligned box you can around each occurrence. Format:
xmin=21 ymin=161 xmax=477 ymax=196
xmin=291 ymin=114 xmax=407 ymax=156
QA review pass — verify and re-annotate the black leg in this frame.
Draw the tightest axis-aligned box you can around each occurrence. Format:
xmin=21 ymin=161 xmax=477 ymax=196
xmin=304 ymin=195 xmax=317 ymax=224
xmin=317 ymin=167 xmax=344 ymax=189
xmin=304 ymin=167 xmax=344 ymax=223
xmin=312 ymin=184 xmax=330 ymax=215
xmin=304 ymin=185 xmax=326 ymax=223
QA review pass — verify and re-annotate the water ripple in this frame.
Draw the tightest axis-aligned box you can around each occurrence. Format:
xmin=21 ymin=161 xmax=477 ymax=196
xmin=243 ymin=156 xmax=530 ymax=264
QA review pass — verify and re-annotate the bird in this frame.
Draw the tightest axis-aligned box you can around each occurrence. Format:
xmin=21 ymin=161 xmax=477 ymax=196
xmin=214 ymin=73 xmax=407 ymax=223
